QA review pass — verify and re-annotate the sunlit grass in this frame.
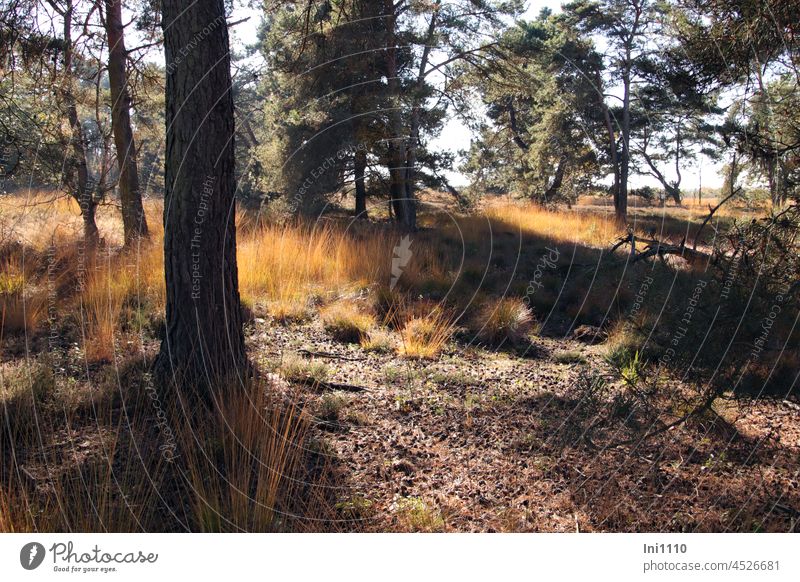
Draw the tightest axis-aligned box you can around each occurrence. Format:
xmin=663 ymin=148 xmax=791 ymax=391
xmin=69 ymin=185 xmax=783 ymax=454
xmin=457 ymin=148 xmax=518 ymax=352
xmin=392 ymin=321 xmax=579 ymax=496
xmin=483 ymin=202 xmax=626 ymax=247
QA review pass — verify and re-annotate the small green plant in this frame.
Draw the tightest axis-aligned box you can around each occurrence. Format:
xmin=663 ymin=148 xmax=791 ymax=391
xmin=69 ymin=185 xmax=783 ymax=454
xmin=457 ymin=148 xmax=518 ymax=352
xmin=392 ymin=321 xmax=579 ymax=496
xmin=316 ymin=392 xmax=350 ymax=422
xmin=280 ymin=354 xmax=329 ymax=384
xmin=606 ymin=346 xmax=644 ymax=386
xmin=464 ymin=392 xmax=479 ymax=412
xmin=428 ymin=368 xmax=474 ymax=387
xmin=383 ymin=365 xmax=403 ymax=384
xmin=335 ymin=496 xmax=374 ymax=520
xmin=393 ymin=496 xmax=445 ymax=532
xmin=620 ymin=350 xmax=643 ymax=386
xmin=554 ymin=350 xmax=587 ymax=364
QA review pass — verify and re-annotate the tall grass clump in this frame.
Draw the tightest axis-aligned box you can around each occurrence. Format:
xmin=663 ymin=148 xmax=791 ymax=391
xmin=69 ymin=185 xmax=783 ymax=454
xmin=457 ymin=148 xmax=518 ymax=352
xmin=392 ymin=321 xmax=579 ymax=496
xmin=396 ymin=307 xmax=455 ymax=360
xmin=469 ymin=297 xmax=534 ymax=347
xmin=79 ymin=241 xmax=164 ymax=362
xmin=320 ymin=299 xmax=375 ymax=343
xmin=237 ymin=221 xmax=447 ymax=312
xmin=176 ymin=379 xmax=314 ymax=532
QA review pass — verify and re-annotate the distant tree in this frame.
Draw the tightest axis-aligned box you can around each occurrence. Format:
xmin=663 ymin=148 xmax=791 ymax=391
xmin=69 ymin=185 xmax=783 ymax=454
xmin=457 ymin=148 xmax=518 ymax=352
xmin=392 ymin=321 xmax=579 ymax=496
xmin=1 ymin=0 xmax=146 ymax=248
xmin=675 ymin=0 xmax=800 ymax=205
xmin=258 ymin=0 xmax=388 ymax=216
xmin=566 ymin=0 xmax=664 ymax=222
xmin=631 ymin=44 xmax=721 ymax=206
xmin=101 ymin=0 xmax=149 ymax=246
xmin=259 ymin=0 xmax=516 ymax=226
xmin=463 ymin=9 xmax=604 ymax=205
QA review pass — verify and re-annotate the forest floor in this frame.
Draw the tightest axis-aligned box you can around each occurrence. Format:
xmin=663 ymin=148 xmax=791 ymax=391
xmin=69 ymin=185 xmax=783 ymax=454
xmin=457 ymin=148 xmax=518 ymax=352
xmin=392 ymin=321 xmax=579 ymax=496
xmin=253 ymin=308 xmax=800 ymax=532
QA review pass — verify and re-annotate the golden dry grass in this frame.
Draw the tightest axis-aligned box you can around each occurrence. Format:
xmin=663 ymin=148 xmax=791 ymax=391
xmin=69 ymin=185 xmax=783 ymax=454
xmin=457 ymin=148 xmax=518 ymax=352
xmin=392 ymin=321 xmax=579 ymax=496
xmin=483 ymin=202 xmax=625 ymax=247
xmin=0 ymin=256 xmax=47 ymax=336
xmin=0 ymin=370 xmax=320 ymax=532
xmin=396 ymin=308 xmax=455 ymax=360
xmin=237 ymin=221 xmax=446 ymax=313
xmin=179 ymin=380 xmax=312 ymax=532
xmin=0 ymin=193 xmax=633 ymax=342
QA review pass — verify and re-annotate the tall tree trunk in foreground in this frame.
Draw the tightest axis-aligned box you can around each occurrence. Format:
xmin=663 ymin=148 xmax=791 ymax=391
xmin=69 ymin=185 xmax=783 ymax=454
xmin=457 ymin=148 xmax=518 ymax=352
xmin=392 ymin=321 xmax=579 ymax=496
xmin=103 ymin=0 xmax=148 ymax=247
xmin=155 ymin=0 xmax=246 ymax=391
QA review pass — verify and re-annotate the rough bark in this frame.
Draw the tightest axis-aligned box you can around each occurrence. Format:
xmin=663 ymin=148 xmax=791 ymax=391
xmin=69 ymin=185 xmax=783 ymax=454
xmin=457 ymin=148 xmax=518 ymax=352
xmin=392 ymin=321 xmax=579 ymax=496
xmin=155 ymin=0 xmax=246 ymax=391
xmin=103 ymin=0 xmax=148 ymax=247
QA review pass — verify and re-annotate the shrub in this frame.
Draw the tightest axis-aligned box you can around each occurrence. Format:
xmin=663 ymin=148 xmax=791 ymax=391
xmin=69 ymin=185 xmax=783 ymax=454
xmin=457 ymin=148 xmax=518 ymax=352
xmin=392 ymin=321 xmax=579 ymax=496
xmin=82 ymin=266 xmax=129 ymax=363
xmin=268 ymin=298 xmax=311 ymax=325
xmin=0 ymin=358 xmax=55 ymax=441
xmin=0 ymin=257 xmax=46 ymax=335
xmin=392 ymin=497 xmax=446 ymax=532
xmin=554 ymin=350 xmax=587 ymax=364
xmin=316 ymin=392 xmax=350 ymax=422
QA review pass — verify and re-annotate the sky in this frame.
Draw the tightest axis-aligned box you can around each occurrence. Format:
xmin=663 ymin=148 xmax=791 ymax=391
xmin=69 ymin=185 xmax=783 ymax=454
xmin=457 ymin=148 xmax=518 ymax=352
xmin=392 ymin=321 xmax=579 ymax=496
xmin=229 ymin=0 xmax=723 ymax=192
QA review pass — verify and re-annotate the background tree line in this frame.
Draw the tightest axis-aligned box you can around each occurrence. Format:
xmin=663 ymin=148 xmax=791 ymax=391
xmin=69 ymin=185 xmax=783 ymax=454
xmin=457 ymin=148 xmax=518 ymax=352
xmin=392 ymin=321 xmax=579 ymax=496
xmin=2 ymin=0 xmax=799 ymax=234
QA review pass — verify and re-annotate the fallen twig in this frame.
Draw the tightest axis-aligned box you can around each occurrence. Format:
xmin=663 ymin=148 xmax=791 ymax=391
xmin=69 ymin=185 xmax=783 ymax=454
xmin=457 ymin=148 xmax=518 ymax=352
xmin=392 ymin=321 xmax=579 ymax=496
xmin=298 ymin=349 xmax=367 ymax=362
xmin=296 ymin=378 xmax=372 ymax=393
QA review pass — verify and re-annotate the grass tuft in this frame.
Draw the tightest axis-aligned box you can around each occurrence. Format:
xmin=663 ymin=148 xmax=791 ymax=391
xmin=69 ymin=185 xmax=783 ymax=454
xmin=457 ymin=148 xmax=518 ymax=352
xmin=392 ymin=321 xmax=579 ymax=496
xmin=470 ymin=297 xmax=533 ymax=346
xmin=320 ymin=300 xmax=375 ymax=343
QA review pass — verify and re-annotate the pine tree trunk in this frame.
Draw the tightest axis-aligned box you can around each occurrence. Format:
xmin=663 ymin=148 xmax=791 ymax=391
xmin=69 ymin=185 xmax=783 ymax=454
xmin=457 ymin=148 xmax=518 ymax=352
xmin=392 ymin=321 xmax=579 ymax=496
xmin=544 ymin=157 xmax=566 ymax=200
xmin=354 ymin=147 xmax=367 ymax=218
xmin=104 ymin=0 xmax=148 ymax=247
xmin=618 ymin=59 xmax=631 ymax=224
xmin=155 ymin=0 xmax=246 ymax=391
xmin=62 ymin=1 xmax=97 ymax=252
xmin=403 ymin=106 xmax=420 ymax=230
xmin=595 ymin=69 xmax=621 ymax=222
xmin=383 ymin=0 xmax=412 ymax=228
